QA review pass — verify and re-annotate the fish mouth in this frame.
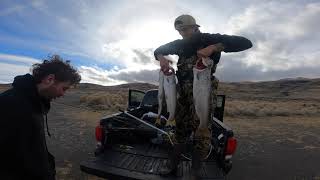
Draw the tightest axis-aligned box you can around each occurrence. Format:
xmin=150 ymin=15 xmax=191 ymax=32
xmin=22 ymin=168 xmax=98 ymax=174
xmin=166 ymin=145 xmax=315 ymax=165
xmin=162 ymin=67 xmax=175 ymax=76
xmin=195 ymin=57 xmax=207 ymax=70
xmin=195 ymin=57 xmax=213 ymax=70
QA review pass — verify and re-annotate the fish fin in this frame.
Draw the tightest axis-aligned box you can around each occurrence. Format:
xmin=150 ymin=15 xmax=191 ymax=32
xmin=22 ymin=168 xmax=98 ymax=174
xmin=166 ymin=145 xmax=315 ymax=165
xmin=165 ymin=119 xmax=176 ymax=128
xmin=195 ymin=128 xmax=211 ymax=138
xmin=155 ymin=117 xmax=162 ymax=126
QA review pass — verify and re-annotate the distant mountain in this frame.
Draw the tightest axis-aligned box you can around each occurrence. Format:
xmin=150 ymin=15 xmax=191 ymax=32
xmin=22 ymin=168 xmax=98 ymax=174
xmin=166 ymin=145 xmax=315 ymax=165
xmin=1 ymin=78 xmax=319 ymax=100
xmin=77 ymin=82 xmax=157 ymax=92
xmin=218 ymin=78 xmax=320 ymax=100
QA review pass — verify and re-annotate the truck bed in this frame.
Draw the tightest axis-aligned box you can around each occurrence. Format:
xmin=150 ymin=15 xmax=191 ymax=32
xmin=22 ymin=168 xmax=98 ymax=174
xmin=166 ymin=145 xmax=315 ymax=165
xmin=80 ymin=92 xmax=232 ymax=179
xmin=80 ymin=142 xmax=225 ymax=180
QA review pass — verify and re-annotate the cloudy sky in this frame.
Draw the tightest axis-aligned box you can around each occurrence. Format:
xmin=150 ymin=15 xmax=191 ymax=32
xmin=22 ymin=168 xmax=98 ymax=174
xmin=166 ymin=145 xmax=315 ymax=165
xmin=0 ymin=0 xmax=319 ymax=85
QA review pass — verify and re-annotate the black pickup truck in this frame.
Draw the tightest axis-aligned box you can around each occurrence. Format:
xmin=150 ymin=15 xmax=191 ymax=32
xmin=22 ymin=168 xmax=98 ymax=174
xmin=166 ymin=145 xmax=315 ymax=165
xmin=80 ymin=89 xmax=237 ymax=180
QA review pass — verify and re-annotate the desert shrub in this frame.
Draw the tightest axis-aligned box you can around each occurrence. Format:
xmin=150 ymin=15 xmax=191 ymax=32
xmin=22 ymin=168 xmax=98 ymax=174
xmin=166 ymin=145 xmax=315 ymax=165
xmin=80 ymin=91 xmax=127 ymax=112
xmin=224 ymin=100 xmax=320 ymax=117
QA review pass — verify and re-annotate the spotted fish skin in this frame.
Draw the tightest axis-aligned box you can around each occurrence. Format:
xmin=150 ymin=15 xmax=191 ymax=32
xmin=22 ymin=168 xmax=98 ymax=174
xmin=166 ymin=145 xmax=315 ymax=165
xmin=157 ymin=70 xmax=177 ymax=127
xmin=193 ymin=57 xmax=213 ymax=129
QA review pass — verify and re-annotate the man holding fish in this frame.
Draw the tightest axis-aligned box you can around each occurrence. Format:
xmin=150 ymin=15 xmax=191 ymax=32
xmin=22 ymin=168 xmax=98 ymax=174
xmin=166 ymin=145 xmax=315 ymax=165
xmin=154 ymin=14 xmax=252 ymax=179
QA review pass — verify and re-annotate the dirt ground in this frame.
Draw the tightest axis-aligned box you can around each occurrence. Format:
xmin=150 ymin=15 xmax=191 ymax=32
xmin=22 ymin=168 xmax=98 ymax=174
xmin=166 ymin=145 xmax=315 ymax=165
xmin=225 ymin=116 xmax=320 ymax=180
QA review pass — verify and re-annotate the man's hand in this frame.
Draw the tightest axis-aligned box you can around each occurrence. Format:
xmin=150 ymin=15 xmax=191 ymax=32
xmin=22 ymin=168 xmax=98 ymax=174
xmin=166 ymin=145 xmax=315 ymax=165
xmin=160 ymin=58 xmax=169 ymax=72
xmin=158 ymin=55 xmax=173 ymax=75
xmin=197 ymin=43 xmax=225 ymax=58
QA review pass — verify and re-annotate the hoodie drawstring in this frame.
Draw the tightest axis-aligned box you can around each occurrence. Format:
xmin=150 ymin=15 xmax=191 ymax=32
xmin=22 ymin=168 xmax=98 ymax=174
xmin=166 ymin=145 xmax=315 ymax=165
xmin=45 ymin=115 xmax=51 ymax=137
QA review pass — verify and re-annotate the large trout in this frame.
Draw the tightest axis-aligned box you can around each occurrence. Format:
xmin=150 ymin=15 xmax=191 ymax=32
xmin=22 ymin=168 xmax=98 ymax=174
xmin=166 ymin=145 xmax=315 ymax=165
xmin=193 ymin=57 xmax=214 ymax=132
xmin=156 ymin=68 xmax=176 ymax=127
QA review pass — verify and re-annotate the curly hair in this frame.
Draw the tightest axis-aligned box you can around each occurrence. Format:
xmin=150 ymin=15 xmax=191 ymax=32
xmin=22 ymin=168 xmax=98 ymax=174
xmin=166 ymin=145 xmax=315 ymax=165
xmin=32 ymin=55 xmax=81 ymax=85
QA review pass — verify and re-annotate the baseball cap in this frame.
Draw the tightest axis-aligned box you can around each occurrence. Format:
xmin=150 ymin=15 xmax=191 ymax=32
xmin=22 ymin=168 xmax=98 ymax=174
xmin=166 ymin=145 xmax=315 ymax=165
xmin=174 ymin=14 xmax=200 ymax=30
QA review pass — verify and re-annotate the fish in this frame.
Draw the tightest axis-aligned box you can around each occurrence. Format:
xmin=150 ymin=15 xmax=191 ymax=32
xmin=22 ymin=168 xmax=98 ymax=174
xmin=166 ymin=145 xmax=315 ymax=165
xmin=156 ymin=68 xmax=176 ymax=127
xmin=193 ymin=57 xmax=214 ymax=131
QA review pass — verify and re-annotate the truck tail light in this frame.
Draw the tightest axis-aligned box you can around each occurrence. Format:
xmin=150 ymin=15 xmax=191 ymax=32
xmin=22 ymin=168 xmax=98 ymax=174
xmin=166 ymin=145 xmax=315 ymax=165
xmin=95 ymin=125 xmax=104 ymax=142
xmin=225 ymin=137 xmax=237 ymax=155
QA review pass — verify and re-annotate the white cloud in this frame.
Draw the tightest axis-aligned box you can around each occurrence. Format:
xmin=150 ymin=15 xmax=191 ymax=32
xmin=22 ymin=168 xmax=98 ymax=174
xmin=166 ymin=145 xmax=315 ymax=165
xmin=0 ymin=5 xmax=24 ymax=17
xmin=224 ymin=1 xmax=320 ymax=72
xmin=79 ymin=64 xmax=161 ymax=86
xmin=0 ymin=53 xmax=41 ymax=83
xmin=0 ymin=53 xmax=40 ymax=65
xmin=0 ymin=62 xmax=32 ymax=83
xmin=79 ymin=65 xmax=126 ymax=86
